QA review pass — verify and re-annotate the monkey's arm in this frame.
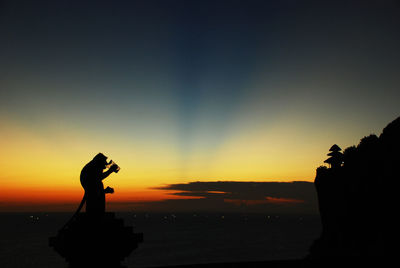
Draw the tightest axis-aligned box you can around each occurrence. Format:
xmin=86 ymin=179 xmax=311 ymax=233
xmin=100 ymin=165 xmax=118 ymax=180
xmin=100 ymin=169 xmax=114 ymax=180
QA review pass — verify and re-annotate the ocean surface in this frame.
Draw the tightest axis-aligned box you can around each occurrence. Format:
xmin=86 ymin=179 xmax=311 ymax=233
xmin=0 ymin=212 xmax=321 ymax=268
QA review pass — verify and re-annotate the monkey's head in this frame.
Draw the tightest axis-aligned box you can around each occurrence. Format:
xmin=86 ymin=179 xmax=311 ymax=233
xmin=92 ymin=153 xmax=111 ymax=170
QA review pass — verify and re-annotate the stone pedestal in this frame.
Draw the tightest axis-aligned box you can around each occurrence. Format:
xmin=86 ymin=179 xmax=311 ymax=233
xmin=49 ymin=212 xmax=143 ymax=268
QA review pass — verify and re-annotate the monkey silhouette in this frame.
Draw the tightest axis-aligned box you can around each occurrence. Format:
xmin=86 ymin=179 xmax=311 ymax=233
xmin=80 ymin=153 xmax=119 ymax=219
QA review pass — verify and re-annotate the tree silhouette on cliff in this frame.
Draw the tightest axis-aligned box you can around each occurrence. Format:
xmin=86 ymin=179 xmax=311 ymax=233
xmin=324 ymin=144 xmax=343 ymax=169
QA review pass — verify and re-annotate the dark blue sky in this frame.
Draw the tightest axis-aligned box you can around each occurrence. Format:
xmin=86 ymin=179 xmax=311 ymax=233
xmin=1 ymin=0 xmax=400 ymax=183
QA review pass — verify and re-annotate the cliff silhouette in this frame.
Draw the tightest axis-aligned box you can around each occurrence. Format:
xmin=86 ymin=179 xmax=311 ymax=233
xmin=309 ymin=116 xmax=400 ymax=259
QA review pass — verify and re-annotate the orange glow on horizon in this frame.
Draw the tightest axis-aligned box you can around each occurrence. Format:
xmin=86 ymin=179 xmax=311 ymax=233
xmin=264 ymin=197 xmax=305 ymax=204
xmin=1 ymin=184 xmax=205 ymax=212
xmin=0 ymin=116 xmax=335 ymax=212
xmin=224 ymin=197 xmax=305 ymax=206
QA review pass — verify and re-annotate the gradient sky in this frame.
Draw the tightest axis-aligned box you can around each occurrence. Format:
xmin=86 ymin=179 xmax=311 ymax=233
xmin=1 ymin=0 xmax=399 ymax=211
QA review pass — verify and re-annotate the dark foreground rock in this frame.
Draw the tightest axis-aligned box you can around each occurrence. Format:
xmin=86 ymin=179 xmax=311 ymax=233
xmin=308 ymin=116 xmax=400 ymax=259
xmin=49 ymin=212 xmax=143 ymax=268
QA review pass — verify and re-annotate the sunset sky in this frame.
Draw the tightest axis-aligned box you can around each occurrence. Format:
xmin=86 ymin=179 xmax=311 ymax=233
xmin=1 ymin=0 xmax=399 ymax=212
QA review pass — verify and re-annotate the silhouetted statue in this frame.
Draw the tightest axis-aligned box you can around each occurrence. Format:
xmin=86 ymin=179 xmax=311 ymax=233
xmin=49 ymin=153 xmax=143 ymax=268
xmin=80 ymin=153 xmax=119 ymax=219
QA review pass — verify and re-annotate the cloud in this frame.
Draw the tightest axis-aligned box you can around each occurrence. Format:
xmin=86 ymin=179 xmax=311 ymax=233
xmin=114 ymin=181 xmax=318 ymax=214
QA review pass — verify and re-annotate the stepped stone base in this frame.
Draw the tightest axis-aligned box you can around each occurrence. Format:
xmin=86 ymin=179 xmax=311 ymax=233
xmin=49 ymin=212 xmax=143 ymax=268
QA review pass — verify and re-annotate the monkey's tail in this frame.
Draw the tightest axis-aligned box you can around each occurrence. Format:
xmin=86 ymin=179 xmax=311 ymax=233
xmin=61 ymin=192 xmax=86 ymax=230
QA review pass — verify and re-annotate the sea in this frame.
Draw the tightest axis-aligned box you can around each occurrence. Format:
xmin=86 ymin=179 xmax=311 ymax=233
xmin=0 ymin=212 xmax=321 ymax=268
